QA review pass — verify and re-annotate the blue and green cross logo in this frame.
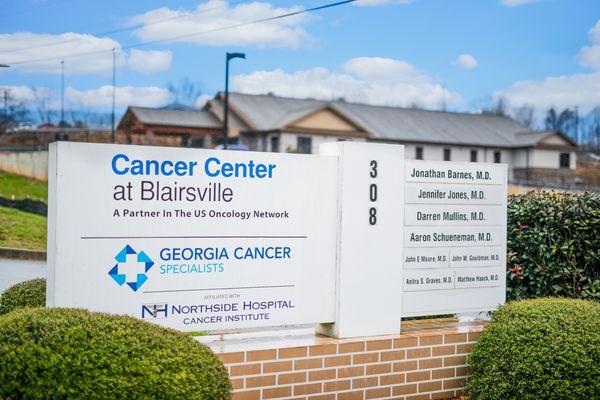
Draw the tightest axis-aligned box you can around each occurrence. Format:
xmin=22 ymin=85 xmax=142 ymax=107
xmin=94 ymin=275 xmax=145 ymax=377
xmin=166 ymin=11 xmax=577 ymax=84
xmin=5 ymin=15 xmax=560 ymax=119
xmin=108 ymin=245 xmax=154 ymax=292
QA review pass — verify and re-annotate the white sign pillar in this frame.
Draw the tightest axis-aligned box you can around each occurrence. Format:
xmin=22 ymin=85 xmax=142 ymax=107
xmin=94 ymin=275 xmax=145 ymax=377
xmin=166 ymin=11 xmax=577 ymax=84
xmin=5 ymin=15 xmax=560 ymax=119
xmin=318 ymin=142 xmax=404 ymax=338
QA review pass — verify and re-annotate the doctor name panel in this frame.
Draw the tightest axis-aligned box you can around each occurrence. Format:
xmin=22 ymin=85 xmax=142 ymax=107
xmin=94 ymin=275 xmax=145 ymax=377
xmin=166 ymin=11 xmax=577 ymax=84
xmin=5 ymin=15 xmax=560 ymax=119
xmin=402 ymin=160 xmax=507 ymax=316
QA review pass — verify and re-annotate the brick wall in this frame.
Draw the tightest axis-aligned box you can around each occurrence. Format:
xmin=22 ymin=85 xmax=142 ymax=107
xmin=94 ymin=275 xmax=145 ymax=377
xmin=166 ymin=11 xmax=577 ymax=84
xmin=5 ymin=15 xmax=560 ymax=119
xmin=211 ymin=320 xmax=484 ymax=400
xmin=513 ymin=167 xmax=576 ymax=184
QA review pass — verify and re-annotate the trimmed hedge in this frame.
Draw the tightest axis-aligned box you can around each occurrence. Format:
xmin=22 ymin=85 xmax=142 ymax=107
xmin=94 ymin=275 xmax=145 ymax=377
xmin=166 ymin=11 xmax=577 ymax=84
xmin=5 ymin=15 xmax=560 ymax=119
xmin=507 ymin=191 xmax=600 ymax=301
xmin=0 ymin=308 xmax=231 ymax=400
xmin=467 ymin=298 xmax=600 ymax=400
xmin=0 ymin=278 xmax=46 ymax=315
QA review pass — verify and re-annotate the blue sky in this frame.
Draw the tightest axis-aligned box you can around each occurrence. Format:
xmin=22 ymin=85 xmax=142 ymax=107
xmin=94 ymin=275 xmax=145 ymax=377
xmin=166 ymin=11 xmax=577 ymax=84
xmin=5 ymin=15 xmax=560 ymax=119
xmin=1 ymin=0 xmax=600 ymax=121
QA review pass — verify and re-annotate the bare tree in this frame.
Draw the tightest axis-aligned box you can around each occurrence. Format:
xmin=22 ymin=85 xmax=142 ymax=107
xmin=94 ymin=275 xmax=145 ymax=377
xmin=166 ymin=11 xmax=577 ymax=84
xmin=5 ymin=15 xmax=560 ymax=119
xmin=586 ymin=107 xmax=600 ymax=153
xmin=514 ymin=105 xmax=535 ymax=128
xmin=167 ymin=78 xmax=203 ymax=107
xmin=68 ymin=100 xmax=95 ymax=128
xmin=544 ymin=107 xmax=578 ymax=142
xmin=0 ymin=89 xmax=30 ymax=133
xmin=33 ymin=88 xmax=54 ymax=125
xmin=482 ymin=97 xmax=507 ymax=116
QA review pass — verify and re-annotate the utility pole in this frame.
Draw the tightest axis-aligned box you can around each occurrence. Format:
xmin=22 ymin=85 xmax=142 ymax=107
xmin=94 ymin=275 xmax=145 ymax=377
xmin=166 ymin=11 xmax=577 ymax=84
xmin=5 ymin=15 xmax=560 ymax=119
xmin=222 ymin=52 xmax=245 ymax=150
xmin=3 ymin=89 xmax=7 ymax=134
xmin=60 ymin=60 xmax=65 ymax=126
xmin=1 ymin=64 xmax=10 ymax=134
xmin=111 ymin=48 xmax=116 ymax=143
xmin=574 ymin=106 xmax=579 ymax=147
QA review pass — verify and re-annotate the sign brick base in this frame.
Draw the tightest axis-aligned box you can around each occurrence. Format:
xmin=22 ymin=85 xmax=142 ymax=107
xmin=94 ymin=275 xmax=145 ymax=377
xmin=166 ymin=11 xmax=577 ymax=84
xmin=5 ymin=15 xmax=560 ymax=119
xmin=209 ymin=319 xmax=484 ymax=400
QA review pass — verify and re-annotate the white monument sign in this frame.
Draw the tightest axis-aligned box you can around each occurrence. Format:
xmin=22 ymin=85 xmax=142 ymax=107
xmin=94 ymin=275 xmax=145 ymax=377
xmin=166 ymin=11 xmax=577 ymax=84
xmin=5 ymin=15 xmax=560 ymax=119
xmin=402 ymin=160 xmax=507 ymax=316
xmin=47 ymin=141 xmax=508 ymax=337
xmin=47 ymin=142 xmax=338 ymax=331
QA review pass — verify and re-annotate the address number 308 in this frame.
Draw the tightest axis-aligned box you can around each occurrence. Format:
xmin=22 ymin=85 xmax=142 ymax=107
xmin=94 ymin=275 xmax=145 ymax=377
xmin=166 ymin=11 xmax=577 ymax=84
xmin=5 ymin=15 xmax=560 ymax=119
xmin=369 ymin=160 xmax=377 ymax=225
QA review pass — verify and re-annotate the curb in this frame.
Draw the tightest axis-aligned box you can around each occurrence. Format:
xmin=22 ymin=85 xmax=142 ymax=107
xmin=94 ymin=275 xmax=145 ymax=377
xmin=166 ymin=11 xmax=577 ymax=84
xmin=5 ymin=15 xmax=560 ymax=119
xmin=0 ymin=247 xmax=46 ymax=261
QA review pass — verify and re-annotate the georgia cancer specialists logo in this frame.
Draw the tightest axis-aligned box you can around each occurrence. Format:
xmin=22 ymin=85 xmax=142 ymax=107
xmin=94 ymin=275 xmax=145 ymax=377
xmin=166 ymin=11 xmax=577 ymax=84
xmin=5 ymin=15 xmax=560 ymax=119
xmin=108 ymin=245 xmax=154 ymax=292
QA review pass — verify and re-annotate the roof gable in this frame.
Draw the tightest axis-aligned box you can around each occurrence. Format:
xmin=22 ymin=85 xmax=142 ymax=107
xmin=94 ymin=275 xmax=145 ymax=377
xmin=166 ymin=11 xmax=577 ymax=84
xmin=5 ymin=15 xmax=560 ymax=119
xmin=225 ymin=93 xmax=324 ymax=131
xmin=514 ymin=131 xmax=577 ymax=148
xmin=123 ymin=106 xmax=221 ymax=129
xmin=540 ymin=133 xmax=573 ymax=146
xmin=285 ymin=106 xmax=366 ymax=133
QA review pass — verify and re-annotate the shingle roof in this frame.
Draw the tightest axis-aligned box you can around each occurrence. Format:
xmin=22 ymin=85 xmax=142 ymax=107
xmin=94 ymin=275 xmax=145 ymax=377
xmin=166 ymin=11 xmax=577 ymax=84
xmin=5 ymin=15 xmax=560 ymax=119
xmin=225 ymin=93 xmax=324 ymax=131
xmin=129 ymin=106 xmax=221 ymax=129
xmin=512 ymin=130 xmax=577 ymax=147
xmin=126 ymin=94 xmax=564 ymax=149
xmin=224 ymin=93 xmax=543 ymax=148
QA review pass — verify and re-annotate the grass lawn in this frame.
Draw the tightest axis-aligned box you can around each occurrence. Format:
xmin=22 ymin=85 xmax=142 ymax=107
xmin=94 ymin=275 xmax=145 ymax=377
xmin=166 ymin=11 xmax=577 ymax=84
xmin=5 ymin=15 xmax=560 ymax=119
xmin=0 ymin=171 xmax=47 ymax=203
xmin=0 ymin=206 xmax=46 ymax=250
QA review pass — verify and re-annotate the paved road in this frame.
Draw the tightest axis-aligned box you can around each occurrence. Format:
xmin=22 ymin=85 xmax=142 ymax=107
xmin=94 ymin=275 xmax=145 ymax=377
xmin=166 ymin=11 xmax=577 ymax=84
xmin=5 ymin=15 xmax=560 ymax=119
xmin=0 ymin=258 xmax=46 ymax=294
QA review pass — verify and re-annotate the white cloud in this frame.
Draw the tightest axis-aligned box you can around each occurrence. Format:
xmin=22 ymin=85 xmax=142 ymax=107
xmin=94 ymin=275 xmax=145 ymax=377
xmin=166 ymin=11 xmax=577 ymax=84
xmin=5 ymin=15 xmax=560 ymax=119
xmin=452 ymin=54 xmax=478 ymax=70
xmin=495 ymin=19 xmax=600 ymax=114
xmin=128 ymin=49 xmax=172 ymax=74
xmin=501 ymin=0 xmax=541 ymax=7
xmin=355 ymin=0 xmax=411 ymax=7
xmin=493 ymin=71 xmax=600 ymax=114
xmin=579 ymin=46 xmax=600 ymax=69
xmin=589 ymin=20 xmax=600 ymax=43
xmin=194 ymin=94 xmax=213 ymax=109
xmin=578 ymin=20 xmax=600 ymax=70
xmin=232 ymin=57 xmax=462 ymax=109
xmin=2 ymin=85 xmax=174 ymax=110
xmin=0 ymin=86 xmax=38 ymax=103
xmin=0 ymin=32 xmax=172 ymax=74
xmin=0 ymin=86 xmax=60 ymax=111
xmin=0 ymin=32 xmax=124 ymax=74
xmin=130 ymin=0 xmax=309 ymax=48
xmin=66 ymin=86 xmax=174 ymax=109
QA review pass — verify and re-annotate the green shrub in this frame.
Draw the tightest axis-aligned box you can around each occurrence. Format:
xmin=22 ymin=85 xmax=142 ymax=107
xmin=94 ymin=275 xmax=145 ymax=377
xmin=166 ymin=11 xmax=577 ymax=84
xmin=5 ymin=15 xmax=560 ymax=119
xmin=507 ymin=191 xmax=600 ymax=301
xmin=0 ymin=278 xmax=46 ymax=315
xmin=0 ymin=308 xmax=231 ymax=400
xmin=467 ymin=298 xmax=600 ymax=400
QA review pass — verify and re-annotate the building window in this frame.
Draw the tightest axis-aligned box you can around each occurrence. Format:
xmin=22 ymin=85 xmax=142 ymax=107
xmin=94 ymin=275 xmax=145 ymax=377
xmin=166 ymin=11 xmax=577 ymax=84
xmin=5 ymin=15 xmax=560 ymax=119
xmin=415 ymin=147 xmax=423 ymax=160
xmin=180 ymin=133 xmax=191 ymax=147
xmin=470 ymin=150 xmax=478 ymax=162
xmin=297 ymin=136 xmax=312 ymax=154
xmin=190 ymin=136 xmax=205 ymax=148
xmin=443 ymin=148 xmax=451 ymax=161
xmin=559 ymin=153 xmax=570 ymax=169
xmin=270 ymin=136 xmax=280 ymax=153
xmin=494 ymin=151 xmax=501 ymax=163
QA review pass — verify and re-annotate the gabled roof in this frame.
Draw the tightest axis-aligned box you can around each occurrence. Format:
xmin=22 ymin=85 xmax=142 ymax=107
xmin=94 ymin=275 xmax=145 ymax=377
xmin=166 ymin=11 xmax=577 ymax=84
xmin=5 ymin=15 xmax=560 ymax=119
xmin=513 ymin=130 xmax=577 ymax=147
xmin=221 ymin=93 xmax=545 ymax=148
xmin=120 ymin=106 xmax=221 ymax=129
xmin=222 ymin=93 xmax=324 ymax=131
xmin=333 ymin=102 xmax=528 ymax=147
xmin=120 ymin=93 xmax=575 ymax=150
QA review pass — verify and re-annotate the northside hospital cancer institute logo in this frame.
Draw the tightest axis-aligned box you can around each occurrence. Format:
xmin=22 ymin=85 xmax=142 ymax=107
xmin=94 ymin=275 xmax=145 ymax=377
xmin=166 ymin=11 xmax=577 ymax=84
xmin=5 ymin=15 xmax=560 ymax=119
xmin=108 ymin=245 xmax=154 ymax=292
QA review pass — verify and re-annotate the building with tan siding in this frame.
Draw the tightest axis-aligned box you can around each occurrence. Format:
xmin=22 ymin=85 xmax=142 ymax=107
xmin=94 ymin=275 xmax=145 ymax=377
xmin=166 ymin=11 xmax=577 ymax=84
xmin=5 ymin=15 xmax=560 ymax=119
xmin=118 ymin=92 xmax=579 ymax=185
